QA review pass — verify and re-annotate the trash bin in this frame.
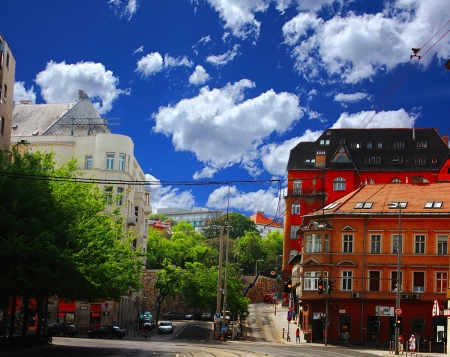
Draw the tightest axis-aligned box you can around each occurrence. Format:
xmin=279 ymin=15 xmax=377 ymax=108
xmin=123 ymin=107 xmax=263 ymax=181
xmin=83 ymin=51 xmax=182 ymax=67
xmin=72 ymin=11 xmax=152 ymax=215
xmin=304 ymin=333 xmax=308 ymax=341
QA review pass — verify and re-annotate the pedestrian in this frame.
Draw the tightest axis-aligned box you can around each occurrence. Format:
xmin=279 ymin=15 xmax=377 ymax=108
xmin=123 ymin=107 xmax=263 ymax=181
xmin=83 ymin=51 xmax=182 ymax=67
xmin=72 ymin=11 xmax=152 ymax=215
xmin=296 ymin=328 xmax=300 ymax=343
xmin=344 ymin=331 xmax=350 ymax=347
xmin=409 ymin=334 xmax=416 ymax=353
xmin=399 ymin=334 xmax=404 ymax=352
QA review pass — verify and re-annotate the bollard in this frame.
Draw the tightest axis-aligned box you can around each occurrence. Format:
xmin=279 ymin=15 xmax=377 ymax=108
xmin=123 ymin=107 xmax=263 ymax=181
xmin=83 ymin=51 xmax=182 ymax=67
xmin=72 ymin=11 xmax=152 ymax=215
xmin=282 ymin=328 xmax=285 ymax=338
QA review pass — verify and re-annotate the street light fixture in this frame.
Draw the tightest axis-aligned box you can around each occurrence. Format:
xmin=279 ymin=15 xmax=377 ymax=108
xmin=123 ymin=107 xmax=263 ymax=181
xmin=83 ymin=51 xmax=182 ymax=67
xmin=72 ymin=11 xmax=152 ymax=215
xmin=255 ymin=259 xmax=264 ymax=276
xmin=388 ymin=202 xmax=404 ymax=355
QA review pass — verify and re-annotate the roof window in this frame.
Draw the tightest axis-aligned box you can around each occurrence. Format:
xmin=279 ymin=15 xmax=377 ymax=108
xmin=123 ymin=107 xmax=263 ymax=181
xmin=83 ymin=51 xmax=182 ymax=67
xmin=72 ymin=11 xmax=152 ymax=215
xmin=323 ymin=203 xmax=340 ymax=210
xmin=424 ymin=201 xmax=442 ymax=208
xmin=355 ymin=202 xmax=373 ymax=209
xmin=394 ymin=141 xmax=405 ymax=149
xmin=417 ymin=141 xmax=427 ymax=148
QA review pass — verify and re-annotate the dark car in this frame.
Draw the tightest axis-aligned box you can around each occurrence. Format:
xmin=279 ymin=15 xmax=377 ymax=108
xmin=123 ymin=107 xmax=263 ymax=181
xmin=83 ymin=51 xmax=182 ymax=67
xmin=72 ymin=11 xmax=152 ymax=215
xmin=164 ymin=311 xmax=184 ymax=320
xmin=47 ymin=323 xmax=78 ymax=337
xmin=142 ymin=317 xmax=155 ymax=330
xmin=87 ymin=325 xmax=126 ymax=339
xmin=158 ymin=321 xmax=173 ymax=334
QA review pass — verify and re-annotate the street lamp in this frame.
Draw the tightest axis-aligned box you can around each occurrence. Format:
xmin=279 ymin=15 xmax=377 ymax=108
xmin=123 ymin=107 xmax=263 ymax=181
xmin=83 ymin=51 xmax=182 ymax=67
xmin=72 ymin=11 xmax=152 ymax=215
xmin=255 ymin=259 xmax=264 ymax=276
xmin=388 ymin=202 xmax=403 ymax=355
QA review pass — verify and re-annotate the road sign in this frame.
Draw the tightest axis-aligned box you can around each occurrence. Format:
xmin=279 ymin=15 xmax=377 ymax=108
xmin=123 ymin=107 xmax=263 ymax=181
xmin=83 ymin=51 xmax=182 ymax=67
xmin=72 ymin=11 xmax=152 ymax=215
xmin=396 ymin=308 xmax=403 ymax=316
xmin=221 ymin=325 xmax=227 ymax=332
xmin=287 ymin=316 xmax=292 ymax=321
xmin=105 ymin=302 xmax=108 ymax=308
xmin=287 ymin=310 xmax=293 ymax=317
xmin=273 ymin=292 xmax=278 ymax=299
xmin=288 ymin=306 xmax=293 ymax=311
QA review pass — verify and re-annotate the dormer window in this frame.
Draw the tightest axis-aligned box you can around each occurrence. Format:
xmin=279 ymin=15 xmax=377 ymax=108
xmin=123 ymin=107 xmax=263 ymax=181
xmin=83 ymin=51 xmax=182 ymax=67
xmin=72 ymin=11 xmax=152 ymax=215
xmin=417 ymin=141 xmax=427 ymax=148
xmin=394 ymin=141 xmax=405 ymax=149
xmin=392 ymin=156 xmax=403 ymax=163
xmin=377 ymin=142 xmax=383 ymax=149
xmin=351 ymin=142 xmax=361 ymax=149
xmin=319 ymin=139 xmax=330 ymax=145
xmin=367 ymin=142 xmax=372 ymax=149
xmin=415 ymin=157 xmax=426 ymax=165
xmin=365 ymin=157 xmax=381 ymax=164
xmin=424 ymin=201 xmax=442 ymax=208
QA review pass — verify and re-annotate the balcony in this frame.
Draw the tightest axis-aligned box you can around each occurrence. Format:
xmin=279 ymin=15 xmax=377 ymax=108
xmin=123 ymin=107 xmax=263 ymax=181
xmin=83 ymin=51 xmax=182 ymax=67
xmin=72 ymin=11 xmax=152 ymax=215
xmin=126 ymin=215 xmax=137 ymax=226
xmin=285 ymin=188 xmax=326 ymax=197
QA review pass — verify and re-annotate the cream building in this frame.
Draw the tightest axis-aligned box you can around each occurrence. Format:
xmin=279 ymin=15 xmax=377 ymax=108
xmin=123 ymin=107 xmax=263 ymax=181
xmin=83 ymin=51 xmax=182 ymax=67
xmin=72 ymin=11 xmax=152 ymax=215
xmin=11 ymin=90 xmax=151 ymax=331
xmin=0 ymin=33 xmax=16 ymax=150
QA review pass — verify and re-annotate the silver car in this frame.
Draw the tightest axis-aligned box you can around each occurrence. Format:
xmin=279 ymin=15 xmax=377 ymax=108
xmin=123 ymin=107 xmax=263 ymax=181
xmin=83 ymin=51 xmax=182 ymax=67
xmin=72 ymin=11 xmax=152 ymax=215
xmin=158 ymin=320 xmax=173 ymax=334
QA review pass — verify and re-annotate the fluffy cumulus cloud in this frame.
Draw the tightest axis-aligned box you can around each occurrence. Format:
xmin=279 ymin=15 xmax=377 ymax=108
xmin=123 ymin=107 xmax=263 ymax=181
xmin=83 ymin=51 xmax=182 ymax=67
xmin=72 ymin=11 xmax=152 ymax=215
xmin=145 ymin=173 xmax=196 ymax=211
xmin=206 ymin=185 xmax=284 ymax=216
xmin=189 ymin=65 xmax=211 ymax=85
xmin=14 ymin=82 xmax=37 ymax=104
xmin=331 ymin=109 xmax=417 ymax=129
xmin=152 ymin=79 xmax=303 ymax=179
xmin=34 ymin=61 xmax=128 ymax=114
xmin=206 ymin=44 xmax=240 ymax=66
xmin=282 ymin=1 xmax=450 ymax=83
xmin=136 ymin=52 xmax=193 ymax=77
xmin=259 ymin=129 xmax=323 ymax=175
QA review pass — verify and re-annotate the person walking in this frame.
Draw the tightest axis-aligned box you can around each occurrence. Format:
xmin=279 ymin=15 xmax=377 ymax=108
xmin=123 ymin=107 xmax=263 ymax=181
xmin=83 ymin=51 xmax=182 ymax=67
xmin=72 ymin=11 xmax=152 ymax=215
xmin=296 ymin=328 xmax=300 ymax=343
xmin=344 ymin=331 xmax=350 ymax=347
xmin=409 ymin=334 xmax=416 ymax=353
xmin=399 ymin=334 xmax=404 ymax=352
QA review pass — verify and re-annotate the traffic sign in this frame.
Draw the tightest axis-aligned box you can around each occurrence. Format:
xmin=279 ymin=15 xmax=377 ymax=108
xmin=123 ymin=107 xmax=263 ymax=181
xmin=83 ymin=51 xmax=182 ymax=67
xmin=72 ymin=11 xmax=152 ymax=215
xmin=221 ymin=325 xmax=227 ymax=332
xmin=287 ymin=316 xmax=292 ymax=321
xmin=105 ymin=302 xmax=108 ymax=308
xmin=271 ymin=271 xmax=275 ymax=276
xmin=396 ymin=308 xmax=403 ymax=316
xmin=288 ymin=306 xmax=293 ymax=311
xmin=287 ymin=310 xmax=293 ymax=317
xmin=273 ymin=292 xmax=278 ymax=299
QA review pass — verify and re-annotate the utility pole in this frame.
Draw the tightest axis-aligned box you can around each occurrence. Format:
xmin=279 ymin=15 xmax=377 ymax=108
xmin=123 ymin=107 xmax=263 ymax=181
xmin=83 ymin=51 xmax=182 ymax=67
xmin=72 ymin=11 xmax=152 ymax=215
xmin=215 ymin=226 xmax=225 ymax=340
xmin=222 ymin=222 xmax=230 ymax=341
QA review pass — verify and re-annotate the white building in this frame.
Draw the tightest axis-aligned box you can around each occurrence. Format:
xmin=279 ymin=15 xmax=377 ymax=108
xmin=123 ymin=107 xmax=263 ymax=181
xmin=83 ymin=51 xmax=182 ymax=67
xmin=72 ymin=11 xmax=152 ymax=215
xmin=11 ymin=90 xmax=150 ymax=331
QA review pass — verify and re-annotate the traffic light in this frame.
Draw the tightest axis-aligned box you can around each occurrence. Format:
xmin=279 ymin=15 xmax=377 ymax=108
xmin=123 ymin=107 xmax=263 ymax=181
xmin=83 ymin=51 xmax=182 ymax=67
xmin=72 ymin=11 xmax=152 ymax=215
xmin=394 ymin=316 xmax=402 ymax=328
xmin=318 ymin=279 xmax=324 ymax=294
xmin=327 ymin=280 xmax=334 ymax=294
xmin=284 ymin=279 xmax=292 ymax=293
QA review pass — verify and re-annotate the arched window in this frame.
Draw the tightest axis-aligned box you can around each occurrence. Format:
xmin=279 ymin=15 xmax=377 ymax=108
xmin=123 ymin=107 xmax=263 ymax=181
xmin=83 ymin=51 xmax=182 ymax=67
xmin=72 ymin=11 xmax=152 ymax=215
xmin=292 ymin=201 xmax=300 ymax=215
xmin=366 ymin=178 xmax=375 ymax=184
xmin=333 ymin=177 xmax=346 ymax=191
xmin=392 ymin=178 xmax=402 ymax=184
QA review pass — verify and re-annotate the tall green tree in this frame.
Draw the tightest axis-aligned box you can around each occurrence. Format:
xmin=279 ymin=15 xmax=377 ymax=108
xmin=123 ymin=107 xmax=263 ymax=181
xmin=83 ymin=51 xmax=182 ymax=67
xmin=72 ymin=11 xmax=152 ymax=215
xmin=202 ymin=212 xmax=259 ymax=240
xmin=233 ymin=231 xmax=265 ymax=273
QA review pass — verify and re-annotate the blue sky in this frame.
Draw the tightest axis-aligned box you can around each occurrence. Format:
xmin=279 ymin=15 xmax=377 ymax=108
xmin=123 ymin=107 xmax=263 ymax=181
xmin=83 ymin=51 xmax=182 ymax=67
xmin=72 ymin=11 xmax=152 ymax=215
xmin=3 ymin=0 xmax=450 ymax=217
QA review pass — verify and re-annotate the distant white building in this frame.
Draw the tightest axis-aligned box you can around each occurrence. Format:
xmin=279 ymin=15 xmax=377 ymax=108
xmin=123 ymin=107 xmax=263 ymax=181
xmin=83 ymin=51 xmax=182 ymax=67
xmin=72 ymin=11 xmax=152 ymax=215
xmin=157 ymin=207 xmax=225 ymax=232
xmin=249 ymin=211 xmax=284 ymax=238
xmin=11 ymin=90 xmax=151 ymax=330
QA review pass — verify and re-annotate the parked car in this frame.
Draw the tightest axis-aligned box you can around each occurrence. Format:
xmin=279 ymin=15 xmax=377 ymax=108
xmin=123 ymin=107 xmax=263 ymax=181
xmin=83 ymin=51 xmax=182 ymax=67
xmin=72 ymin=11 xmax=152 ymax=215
xmin=47 ymin=323 xmax=78 ymax=337
xmin=164 ymin=311 xmax=185 ymax=320
xmin=142 ymin=317 xmax=155 ymax=330
xmin=158 ymin=321 xmax=173 ymax=334
xmin=87 ymin=325 xmax=126 ymax=339
xmin=184 ymin=314 xmax=194 ymax=320
xmin=263 ymin=293 xmax=274 ymax=303
xmin=201 ymin=312 xmax=212 ymax=321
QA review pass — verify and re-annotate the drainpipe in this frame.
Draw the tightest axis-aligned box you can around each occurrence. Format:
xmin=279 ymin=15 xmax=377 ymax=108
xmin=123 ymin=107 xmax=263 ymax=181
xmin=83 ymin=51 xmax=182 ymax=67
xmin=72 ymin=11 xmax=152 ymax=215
xmin=361 ymin=215 xmax=371 ymax=344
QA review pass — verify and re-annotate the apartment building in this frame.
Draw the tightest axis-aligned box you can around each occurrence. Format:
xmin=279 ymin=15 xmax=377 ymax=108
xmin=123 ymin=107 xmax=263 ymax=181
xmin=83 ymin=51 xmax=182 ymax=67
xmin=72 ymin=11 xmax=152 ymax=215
xmin=296 ymin=183 xmax=450 ymax=346
xmin=249 ymin=211 xmax=283 ymax=238
xmin=11 ymin=90 xmax=151 ymax=331
xmin=283 ymin=128 xmax=450 ymax=278
xmin=0 ymin=33 xmax=15 ymax=150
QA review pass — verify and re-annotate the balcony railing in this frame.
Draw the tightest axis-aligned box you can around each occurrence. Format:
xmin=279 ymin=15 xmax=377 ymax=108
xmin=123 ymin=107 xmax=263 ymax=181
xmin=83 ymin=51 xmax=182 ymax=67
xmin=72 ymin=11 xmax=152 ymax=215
xmin=126 ymin=215 xmax=137 ymax=226
xmin=285 ymin=188 xmax=325 ymax=197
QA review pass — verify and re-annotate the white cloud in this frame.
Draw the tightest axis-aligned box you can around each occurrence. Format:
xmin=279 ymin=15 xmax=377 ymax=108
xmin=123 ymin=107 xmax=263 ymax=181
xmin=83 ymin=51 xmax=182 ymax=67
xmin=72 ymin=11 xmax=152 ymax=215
xmin=109 ymin=0 xmax=139 ymax=20
xmin=206 ymin=185 xmax=284 ymax=216
xmin=334 ymin=92 xmax=370 ymax=103
xmin=331 ymin=109 xmax=417 ymax=129
xmin=189 ymin=65 xmax=211 ymax=85
xmin=259 ymin=129 xmax=322 ymax=175
xmin=206 ymin=44 xmax=240 ymax=66
xmin=14 ymin=82 xmax=37 ymax=104
xmin=283 ymin=1 xmax=450 ymax=83
xmin=34 ymin=61 xmax=128 ymax=114
xmin=164 ymin=54 xmax=194 ymax=68
xmin=145 ymin=173 xmax=196 ymax=212
xmin=152 ymin=79 xmax=302 ymax=178
xmin=136 ymin=52 xmax=164 ymax=76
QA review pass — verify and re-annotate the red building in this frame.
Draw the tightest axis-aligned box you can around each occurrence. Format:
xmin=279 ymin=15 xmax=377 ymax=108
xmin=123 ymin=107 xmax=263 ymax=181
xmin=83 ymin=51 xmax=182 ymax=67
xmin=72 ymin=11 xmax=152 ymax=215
xmin=283 ymin=128 xmax=450 ymax=277
xmin=295 ymin=183 xmax=450 ymax=347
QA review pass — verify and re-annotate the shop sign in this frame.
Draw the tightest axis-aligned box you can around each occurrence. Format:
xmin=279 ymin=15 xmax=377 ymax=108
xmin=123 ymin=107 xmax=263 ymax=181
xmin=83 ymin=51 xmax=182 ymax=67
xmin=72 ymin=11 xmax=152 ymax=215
xmin=58 ymin=299 xmax=76 ymax=311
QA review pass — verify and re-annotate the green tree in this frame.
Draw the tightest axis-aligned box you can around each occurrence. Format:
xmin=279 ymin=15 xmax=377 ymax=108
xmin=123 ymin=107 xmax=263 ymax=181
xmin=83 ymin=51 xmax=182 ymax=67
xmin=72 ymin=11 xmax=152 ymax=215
xmin=202 ymin=212 xmax=259 ymax=240
xmin=233 ymin=231 xmax=265 ymax=273
xmin=261 ymin=231 xmax=284 ymax=271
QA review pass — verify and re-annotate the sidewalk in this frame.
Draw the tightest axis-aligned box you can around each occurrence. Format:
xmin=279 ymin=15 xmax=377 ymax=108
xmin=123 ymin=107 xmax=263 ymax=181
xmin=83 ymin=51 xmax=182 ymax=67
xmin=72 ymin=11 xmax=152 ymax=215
xmin=269 ymin=304 xmax=444 ymax=357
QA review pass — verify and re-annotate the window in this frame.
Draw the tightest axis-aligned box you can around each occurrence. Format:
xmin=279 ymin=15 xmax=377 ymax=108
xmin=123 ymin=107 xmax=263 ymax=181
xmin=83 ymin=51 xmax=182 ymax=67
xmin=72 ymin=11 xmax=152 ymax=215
xmin=351 ymin=142 xmax=361 ymax=149
xmin=391 ymin=178 xmax=402 ymax=184
xmin=4 ymin=84 xmax=7 ymax=100
xmin=436 ymin=272 xmax=448 ymax=293
xmin=394 ymin=141 xmax=405 ymax=149
xmin=324 ymin=202 xmax=340 ymax=210
xmin=368 ymin=271 xmax=380 ymax=291
xmin=333 ymin=177 xmax=346 ymax=191
xmin=290 ymin=250 xmax=298 ymax=261
xmin=425 ymin=201 xmax=442 ymax=208
xmin=304 ymin=271 xmax=321 ymax=290
xmin=0 ymin=117 xmax=4 ymax=135
xmin=106 ymin=153 xmax=114 ymax=170
xmin=392 ymin=234 xmax=403 ymax=254
xmin=324 ymin=234 xmax=330 ymax=253
xmin=305 ymin=159 xmax=315 ymax=164
xmin=85 ymin=154 xmax=93 ymax=169
xmin=293 ymin=180 xmax=302 ymax=194
xmin=319 ymin=139 xmax=330 ymax=145
xmin=355 ymin=202 xmax=373 ymax=209
xmin=392 ymin=156 xmax=403 ymax=163
xmin=365 ymin=157 xmax=381 ymax=164
xmin=135 ymin=206 xmax=139 ymax=219
xmin=104 ymin=186 xmax=113 ymax=205
xmin=417 ymin=141 xmax=427 ymax=148
xmin=343 ymin=234 xmax=353 ymax=253
xmin=432 ymin=158 xmax=438 ymax=164
xmin=391 ymin=271 xmax=403 ymax=292
xmin=415 ymin=157 xmax=426 ymax=165
xmin=290 ymin=226 xmax=299 ymax=239
xmin=377 ymin=142 xmax=383 ymax=149
xmin=6 ymin=52 xmax=10 ymax=68
xmin=437 ymin=235 xmax=448 ymax=254
xmin=413 ymin=272 xmax=425 ymax=292
xmin=370 ymin=235 xmax=381 ymax=253
xmin=116 ymin=187 xmax=124 ymax=205
xmin=305 ymin=233 xmax=322 ymax=253
xmin=292 ymin=201 xmax=300 ymax=215
xmin=366 ymin=178 xmax=375 ymax=184
xmin=367 ymin=142 xmax=372 ymax=149
xmin=415 ymin=235 xmax=425 ymax=254
xmin=118 ymin=154 xmax=126 ymax=171
xmin=341 ymin=271 xmax=353 ymax=291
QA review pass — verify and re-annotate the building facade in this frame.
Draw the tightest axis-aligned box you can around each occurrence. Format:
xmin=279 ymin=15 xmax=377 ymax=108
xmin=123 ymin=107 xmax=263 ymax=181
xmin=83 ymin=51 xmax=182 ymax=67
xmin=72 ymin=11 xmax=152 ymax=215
xmin=283 ymin=128 xmax=450 ymax=280
xmin=157 ymin=207 xmax=225 ymax=232
xmin=0 ymin=33 xmax=15 ymax=150
xmin=249 ymin=211 xmax=284 ymax=238
xmin=11 ymin=91 xmax=151 ymax=331
xmin=296 ymin=183 xmax=450 ymax=347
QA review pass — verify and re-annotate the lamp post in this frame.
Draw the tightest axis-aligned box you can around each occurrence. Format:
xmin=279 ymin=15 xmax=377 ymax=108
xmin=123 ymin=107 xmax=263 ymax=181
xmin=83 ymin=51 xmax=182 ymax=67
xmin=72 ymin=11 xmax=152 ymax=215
xmin=255 ymin=259 xmax=264 ymax=276
xmin=388 ymin=202 xmax=402 ymax=355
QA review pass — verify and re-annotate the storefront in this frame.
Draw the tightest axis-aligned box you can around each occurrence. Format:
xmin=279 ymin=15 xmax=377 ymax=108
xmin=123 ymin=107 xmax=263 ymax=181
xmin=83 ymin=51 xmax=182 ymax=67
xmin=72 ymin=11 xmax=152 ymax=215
xmin=57 ymin=299 xmax=76 ymax=324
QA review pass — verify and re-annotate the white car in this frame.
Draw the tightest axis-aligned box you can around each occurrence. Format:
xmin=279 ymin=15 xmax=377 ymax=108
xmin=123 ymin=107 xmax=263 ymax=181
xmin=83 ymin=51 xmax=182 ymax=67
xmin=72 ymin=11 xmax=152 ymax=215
xmin=158 ymin=321 xmax=173 ymax=334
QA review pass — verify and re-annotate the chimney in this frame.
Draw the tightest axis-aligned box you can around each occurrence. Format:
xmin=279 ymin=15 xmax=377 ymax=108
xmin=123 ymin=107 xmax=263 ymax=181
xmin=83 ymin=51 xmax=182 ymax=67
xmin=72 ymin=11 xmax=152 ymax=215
xmin=78 ymin=90 xmax=85 ymax=101
xmin=442 ymin=134 xmax=449 ymax=147
xmin=315 ymin=150 xmax=326 ymax=168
